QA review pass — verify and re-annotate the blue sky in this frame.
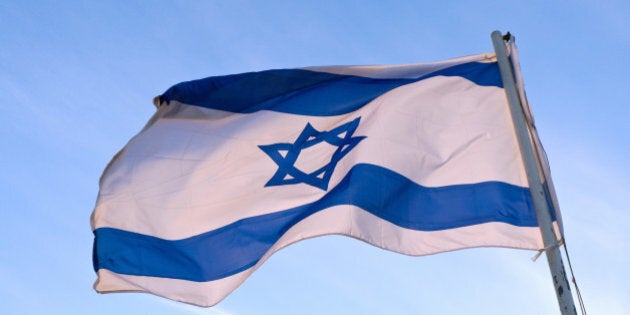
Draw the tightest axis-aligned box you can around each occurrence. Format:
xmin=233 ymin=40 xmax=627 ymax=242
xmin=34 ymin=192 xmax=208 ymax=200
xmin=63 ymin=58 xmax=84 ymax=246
xmin=1 ymin=1 xmax=628 ymax=314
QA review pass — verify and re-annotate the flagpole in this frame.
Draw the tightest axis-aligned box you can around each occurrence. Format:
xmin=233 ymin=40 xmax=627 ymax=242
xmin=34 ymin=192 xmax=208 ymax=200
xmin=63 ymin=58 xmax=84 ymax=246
xmin=491 ymin=30 xmax=578 ymax=315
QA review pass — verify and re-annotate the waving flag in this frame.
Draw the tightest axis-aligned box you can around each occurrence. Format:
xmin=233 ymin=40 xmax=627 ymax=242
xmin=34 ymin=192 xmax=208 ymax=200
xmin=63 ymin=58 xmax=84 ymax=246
xmin=91 ymin=52 xmax=556 ymax=306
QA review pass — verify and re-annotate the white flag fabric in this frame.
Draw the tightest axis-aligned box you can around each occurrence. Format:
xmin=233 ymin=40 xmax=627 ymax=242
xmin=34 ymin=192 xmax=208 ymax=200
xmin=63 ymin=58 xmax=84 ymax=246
xmin=91 ymin=52 xmax=558 ymax=307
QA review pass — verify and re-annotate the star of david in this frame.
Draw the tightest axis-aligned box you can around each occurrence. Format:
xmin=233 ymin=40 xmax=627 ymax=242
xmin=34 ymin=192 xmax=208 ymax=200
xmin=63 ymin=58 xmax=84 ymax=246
xmin=259 ymin=117 xmax=366 ymax=191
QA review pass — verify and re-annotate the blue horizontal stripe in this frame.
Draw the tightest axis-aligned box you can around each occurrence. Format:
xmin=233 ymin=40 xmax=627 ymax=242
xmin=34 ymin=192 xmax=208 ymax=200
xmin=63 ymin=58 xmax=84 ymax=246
xmin=158 ymin=61 xmax=502 ymax=116
xmin=94 ymin=163 xmax=538 ymax=282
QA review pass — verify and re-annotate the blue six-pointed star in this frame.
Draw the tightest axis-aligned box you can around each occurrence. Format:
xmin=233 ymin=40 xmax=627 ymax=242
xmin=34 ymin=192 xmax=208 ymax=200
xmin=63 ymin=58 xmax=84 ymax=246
xmin=259 ymin=117 xmax=366 ymax=191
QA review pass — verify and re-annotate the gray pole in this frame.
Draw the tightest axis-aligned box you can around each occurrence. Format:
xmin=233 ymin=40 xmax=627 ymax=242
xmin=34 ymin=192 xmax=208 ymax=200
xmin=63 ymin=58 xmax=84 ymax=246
xmin=490 ymin=30 xmax=578 ymax=315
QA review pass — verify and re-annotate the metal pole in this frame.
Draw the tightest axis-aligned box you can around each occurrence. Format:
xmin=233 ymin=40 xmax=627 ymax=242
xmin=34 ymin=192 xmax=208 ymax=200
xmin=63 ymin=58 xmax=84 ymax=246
xmin=490 ymin=30 xmax=577 ymax=315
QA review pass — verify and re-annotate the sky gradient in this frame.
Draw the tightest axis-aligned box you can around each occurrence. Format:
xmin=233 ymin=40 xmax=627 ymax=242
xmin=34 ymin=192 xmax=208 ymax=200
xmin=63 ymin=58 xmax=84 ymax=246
xmin=1 ymin=1 xmax=628 ymax=314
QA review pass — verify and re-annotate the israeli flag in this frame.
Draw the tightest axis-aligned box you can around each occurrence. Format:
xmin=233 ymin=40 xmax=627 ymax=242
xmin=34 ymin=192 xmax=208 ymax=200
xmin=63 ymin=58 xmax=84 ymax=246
xmin=91 ymin=53 xmax=552 ymax=306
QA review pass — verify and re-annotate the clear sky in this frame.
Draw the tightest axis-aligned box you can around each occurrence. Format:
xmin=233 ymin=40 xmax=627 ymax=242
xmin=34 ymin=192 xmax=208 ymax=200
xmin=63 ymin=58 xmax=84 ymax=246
xmin=1 ymin=1 xmax=628 ymax=314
